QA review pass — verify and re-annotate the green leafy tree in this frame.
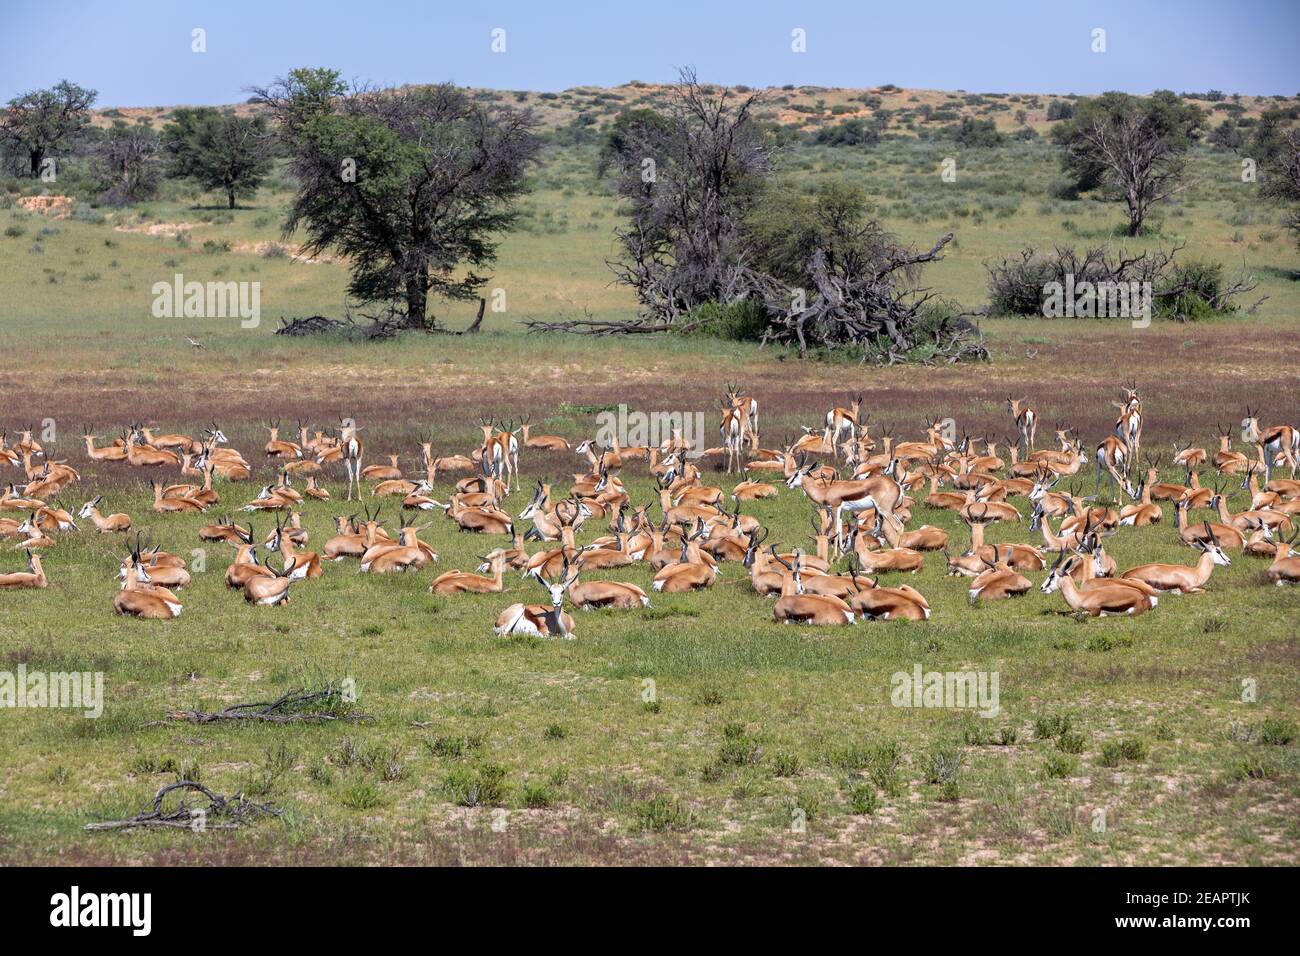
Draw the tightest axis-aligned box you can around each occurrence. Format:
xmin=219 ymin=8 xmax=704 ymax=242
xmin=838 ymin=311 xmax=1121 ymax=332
xmin=161 ymin=107 xmax=272 ymax=208
xmin=251 ymin=69 xmax=541 ymax=329
xmin=0 ymin=79 xmax=97 ymax=177
xmin=1052 ymin=91 xmax=1203 ymax=234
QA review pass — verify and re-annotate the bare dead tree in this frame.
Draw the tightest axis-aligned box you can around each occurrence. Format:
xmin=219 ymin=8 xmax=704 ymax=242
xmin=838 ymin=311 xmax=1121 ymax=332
xmin=602 ymin=68 xmax=774 ymax=324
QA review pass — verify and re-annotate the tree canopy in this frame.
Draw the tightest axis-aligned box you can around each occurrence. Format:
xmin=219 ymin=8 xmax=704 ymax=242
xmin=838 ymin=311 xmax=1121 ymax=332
xmin=1 ymin=79 xmax=97 ymax=177
xmin=1052 ymin=91 xmax=1203 ymax=235
xmin=161 ymin=107 xmax=273 ymax=208
xmin=253 ymin=69 xmax=542 ymax=330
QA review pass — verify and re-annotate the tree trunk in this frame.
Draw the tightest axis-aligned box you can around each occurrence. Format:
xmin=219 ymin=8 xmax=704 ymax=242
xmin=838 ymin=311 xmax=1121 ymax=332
xmin=1127 ymin=187 xmax=1142 ymax=236
xmin=404 ymin=274 xmax=429 ymax=328
xmin=228 ymin=188 xmax=237 ymax=209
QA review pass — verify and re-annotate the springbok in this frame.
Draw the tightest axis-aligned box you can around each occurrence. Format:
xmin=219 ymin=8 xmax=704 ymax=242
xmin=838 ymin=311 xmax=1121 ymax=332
xmin=1172 ymin=500 xmax=1245 ymax=551
xmin=824 ymin=394 xmax=863 ymax=456
xmin=765 ymin=550 xmax=854 ymax=625
xmin=1121 ymin=531 xmax=1231 ymax=594
xmin=519 ymin=416 xmax=569 ymax=451
xmin=125 ymin=431 xmax=180 ymax=468
xmin=225 ymin=527 xmax=277 ymax=590
xmin=115 ymin=541 xmax=184 ymax=617
xmin=843 ymin=556 xmax=930 ymax=621
xmin=1094 ymin=436 xmax=1135 ymax=501
xmin=430 ymin=549 xmax=508 ymax=596
xmin=493 ymin=571 xmax=577 ymax=639
xmin=788 ymin=456 xmax=903 ymax=542
xmin=966 ymin=554 xmax=1033 ymax=603
xmin=0 ymin=550 xmax=46 ymax=589
xmin=243 ymin=558 xmax=296 ymax=606
xmin=267 ymin=513 xmax=323 ymax=579
xmin=1264 ymin=529 xmax=1300 ymax=585
xmin=651 ymin=521 xmax=718 ymax=592
xmin=361 ymin=453 xmax=403 ymax=482
xmin=724 ymin=383 xmax=760 ymax=450
xmin=1244 ymin=406 xmax=1299 ymax=475
xmin=1008 ymin=397 xmax=1037 ymax=453
xmin=1113 ymin=383 xmax=1142 ymax=461
xmin=1047 ymin=551 xmax=1153 ymax=618
xmin=263 ymin=420 xmax=302 ymax=458
xmin=152 ymin=480 xmax=205 ymax=514
xmin=82 ymin=426 xmax=127 ymax=462
xmin=1119 ymin=476 xmax=1163 ymax=526
xmin=78 ymin=496 xmax=131 ymax=533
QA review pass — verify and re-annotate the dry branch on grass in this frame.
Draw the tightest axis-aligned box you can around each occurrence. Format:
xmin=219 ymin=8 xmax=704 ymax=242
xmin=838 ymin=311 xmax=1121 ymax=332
xmin=85 ymin=781 xmax=279 ymax=832
xmin=166 ymin=687 xmax=371 ymax=725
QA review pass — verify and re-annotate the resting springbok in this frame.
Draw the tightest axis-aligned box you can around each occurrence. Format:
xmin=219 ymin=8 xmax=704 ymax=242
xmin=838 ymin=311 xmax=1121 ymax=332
xmin=493 ymin=571 xmax=577 ymax=639
xmin=430 ymin=549 xmax=508 ymax=596
xmin=115 ymin=547 xmax=182 ymax=618
xmin=1120 ymin=529 xmax=1231 ymax=595
xmin=1264 ymin=528 xmax=1300 ymax=585
xmin=770 ymin=551 xmax=855 ymax=626
xmin=1047 ymin=550 xmax=1152 ymax=618
xmin=519 ymin=416 xmax=569 ymax=451
xmin=243 ymin=558 xmax=295 ymax=606
xmin=0 ymin=550 xmax=46 ymax=589
xmin=78 ymin=496 xmax=131 ymax=533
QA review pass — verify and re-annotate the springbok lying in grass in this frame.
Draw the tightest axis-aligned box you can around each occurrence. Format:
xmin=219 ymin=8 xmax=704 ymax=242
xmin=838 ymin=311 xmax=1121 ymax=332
xmin=78 ymin=496 xmax=131 ymax=533
xmin=493 ymin=570 xmax=577 ymax=639
xmin=0 ymin=550 xmax=46 ymax=589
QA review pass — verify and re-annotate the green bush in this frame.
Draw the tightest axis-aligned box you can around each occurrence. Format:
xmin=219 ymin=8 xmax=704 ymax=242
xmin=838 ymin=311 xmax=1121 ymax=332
xmin=686 ymin=298 xmax=769 ymax=342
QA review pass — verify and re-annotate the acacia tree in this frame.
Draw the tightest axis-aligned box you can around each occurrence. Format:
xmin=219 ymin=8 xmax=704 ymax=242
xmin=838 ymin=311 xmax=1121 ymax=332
xmin=252 ymin=69 xmax=541 ymax=330
xmin=0 ymin=80 xmax=97 ymax=177
xmin=161 ymin=108 xmax=272 ymax=208
xmin=1054 ymin=91 xmax=1202 ymax=235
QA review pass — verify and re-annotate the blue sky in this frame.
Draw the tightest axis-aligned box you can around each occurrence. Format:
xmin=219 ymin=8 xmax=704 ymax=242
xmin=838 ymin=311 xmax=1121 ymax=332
xmin=2 ymin=0 xmax=1297 ymax=106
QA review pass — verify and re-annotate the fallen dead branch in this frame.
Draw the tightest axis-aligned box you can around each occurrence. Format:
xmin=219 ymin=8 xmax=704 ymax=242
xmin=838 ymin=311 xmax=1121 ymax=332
xmin=166 ymin=687 xmax=372 ymax=725
xmin=85 ymin=780 xmax=280 ymax=831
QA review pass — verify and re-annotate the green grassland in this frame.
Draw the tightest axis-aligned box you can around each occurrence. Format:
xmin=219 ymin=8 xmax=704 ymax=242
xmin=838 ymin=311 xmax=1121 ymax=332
xmin=0 ymin=467 xmax=1296 ymax=865
xmin=0 ymin=93 xmax=1298 ymax=865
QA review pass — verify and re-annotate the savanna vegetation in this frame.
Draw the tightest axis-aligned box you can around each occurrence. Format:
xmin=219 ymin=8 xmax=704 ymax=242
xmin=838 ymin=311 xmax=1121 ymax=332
xmin=0 ymin=75 xmax=1296 ymax=866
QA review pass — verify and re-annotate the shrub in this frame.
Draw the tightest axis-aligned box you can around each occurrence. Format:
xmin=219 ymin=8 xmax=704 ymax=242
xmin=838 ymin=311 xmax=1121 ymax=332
xmin=686 ymin=298 xmax=769 ymax=342
xmin=520 ymin=781 xmax=554 ymax=809
xmin=1100 ymin=738 xmax=1148 ymax=767
xmin=1043 ymin=753 xmax=1077 ymax=778
xmin=340 ymin=777 xmax=382 ymax=810
xmin=443 ymin=764 xmax=509 ymax=807
xmin=717 ymin=722 xmax=762 ymax=767
xmin=846 ymin=781 xmax=880 ymax=814
xmin=771 ymin=751 xmax=802 ymax=777
xmin=425 ymin=733 xmax=485 ymax=759
xmin=1057 ymin=731 xmax=1087 ymax=755
xmin=925 ymin=745 xmax=963 ymax=800
xmin=631 ymin=795 xmax=692 ymax=832
xmin=1034 ymin=711 xmax=1074 ymax=740
xmin=1259 ymin=718 xmax=1296 ymax=746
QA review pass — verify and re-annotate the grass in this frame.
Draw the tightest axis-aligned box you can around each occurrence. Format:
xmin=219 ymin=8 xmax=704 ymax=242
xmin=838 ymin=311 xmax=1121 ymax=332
xmin=0 ymin=129 xmax=1297 ymax=866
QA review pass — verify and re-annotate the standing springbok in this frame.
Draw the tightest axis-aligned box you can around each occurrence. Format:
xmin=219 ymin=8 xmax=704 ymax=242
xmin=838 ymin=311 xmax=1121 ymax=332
xmin=1008 ymin=397 xmax=1037 ymax=454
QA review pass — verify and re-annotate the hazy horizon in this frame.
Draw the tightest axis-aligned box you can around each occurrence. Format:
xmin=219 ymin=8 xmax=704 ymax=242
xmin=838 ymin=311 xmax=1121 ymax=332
xmin=2 ymin=0 xmax=1298 ymax=107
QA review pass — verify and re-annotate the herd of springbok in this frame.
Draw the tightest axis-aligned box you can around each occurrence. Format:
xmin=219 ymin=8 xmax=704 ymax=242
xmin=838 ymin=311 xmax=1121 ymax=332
xmin=1 ymin=388 xmax=1298 ymax=631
